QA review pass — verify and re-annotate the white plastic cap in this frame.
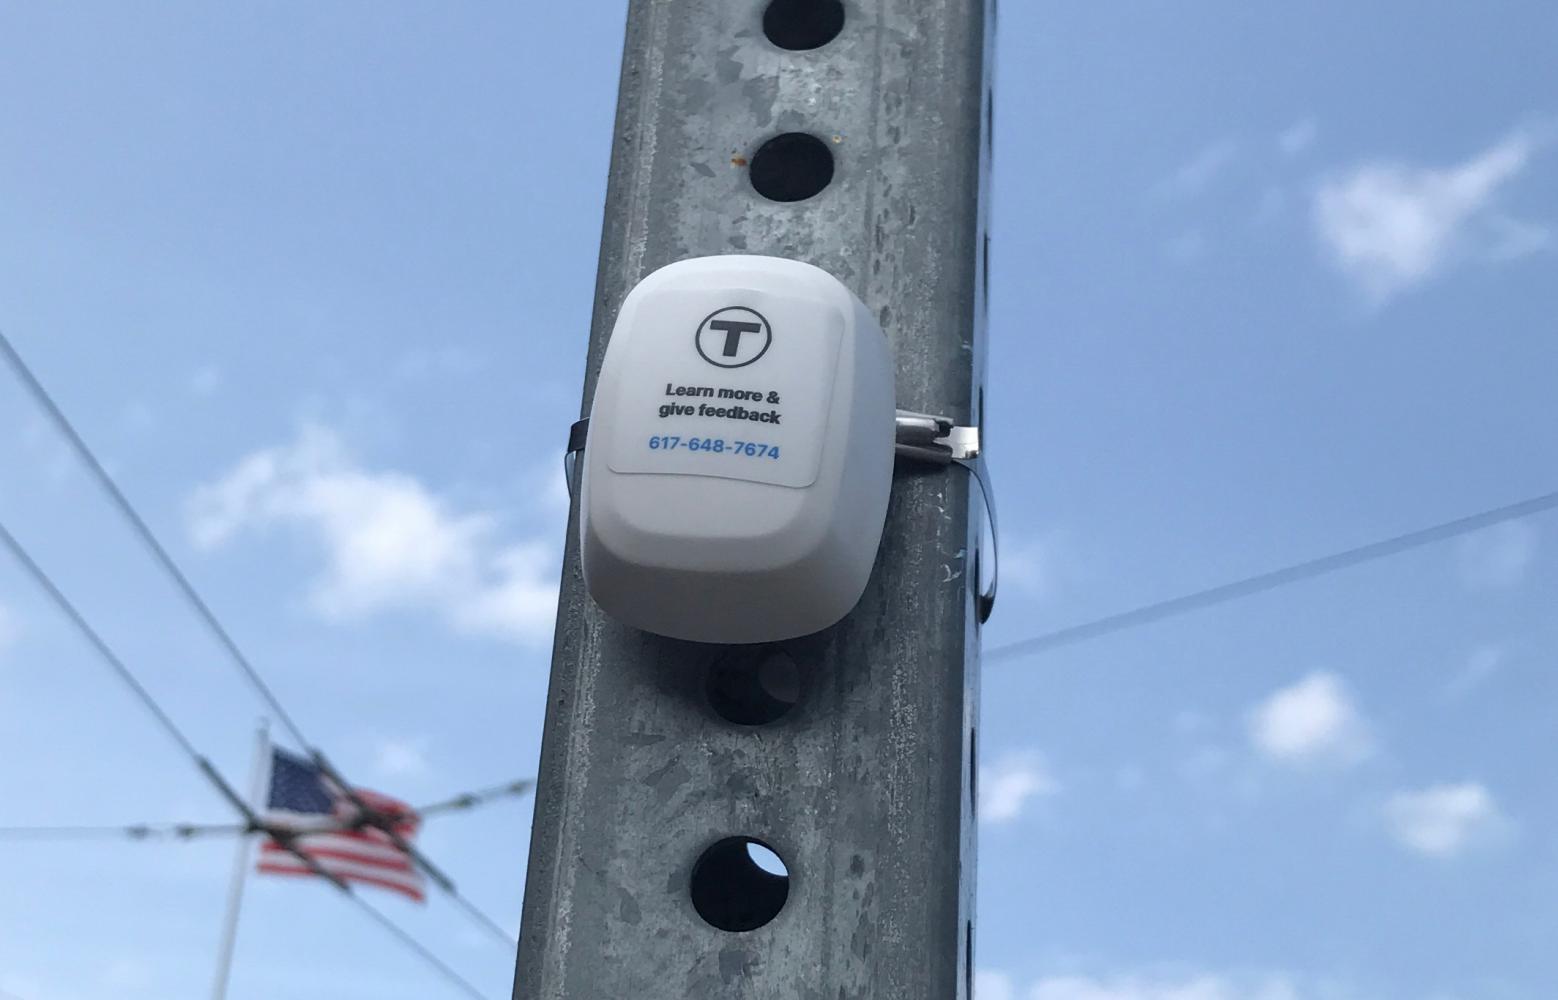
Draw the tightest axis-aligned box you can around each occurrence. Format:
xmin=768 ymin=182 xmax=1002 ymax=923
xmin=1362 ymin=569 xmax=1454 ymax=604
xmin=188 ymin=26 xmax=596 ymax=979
xmin=581 ymin=255 xmax=895 ymax=644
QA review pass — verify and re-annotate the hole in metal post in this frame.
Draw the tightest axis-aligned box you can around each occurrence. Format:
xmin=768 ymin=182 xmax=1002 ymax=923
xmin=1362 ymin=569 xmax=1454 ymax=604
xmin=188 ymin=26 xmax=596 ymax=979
xmin=690 ymin=837 xmax=790 ymax=932
xmin=750 ymin=133 xmax=835 ymax=203
xmin=708 ymin=646 xmax=801 ymax=726
xmin=763 ymin=0 xmax=845 ymax=50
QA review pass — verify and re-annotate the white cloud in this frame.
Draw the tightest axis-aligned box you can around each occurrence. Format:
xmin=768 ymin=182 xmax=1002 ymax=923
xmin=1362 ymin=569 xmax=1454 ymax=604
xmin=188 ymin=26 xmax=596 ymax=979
xmin=1246 ymin=672 xmax=1372 ymax=767
xmin=1455 ymin=521 xmax=1537 ymax=590
xmin=979 ymin=751 xmax=1060 ymax=824
xmin=374 ymin=737 xmax=432 ymax=778
xmin=1313 ymin=129 xmax=1546 ymax=301
xmin=1029 ymin=972 xmax=1300 ymax=1000
xmin=1157 ymin=139 xmax=1239 ymax=199
xmin=188 ymin=425 xmax=559 ymax=646
xmin=1384 ymin=782 xmax=1507 ymax=858
xmin=1278 ymin=119 xmax=1318 ymax=157
xmin=449 ymin=541 xmax=559 ymax=644
xmin=977 ymin=970 xmax=1018 ymax=1000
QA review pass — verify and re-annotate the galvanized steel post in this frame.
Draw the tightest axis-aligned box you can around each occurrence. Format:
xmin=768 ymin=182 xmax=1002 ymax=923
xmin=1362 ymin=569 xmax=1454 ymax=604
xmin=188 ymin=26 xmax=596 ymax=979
xmin=515 ymin=1 xmax=993 ymax=996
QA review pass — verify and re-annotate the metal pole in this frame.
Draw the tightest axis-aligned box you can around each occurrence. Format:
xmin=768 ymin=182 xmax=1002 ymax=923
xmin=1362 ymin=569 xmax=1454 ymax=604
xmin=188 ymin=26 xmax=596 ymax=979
xmin=515 ymin=1 xmax=993 ymax=996
xmin=211 ymin=720 xmax=270 ymax=1000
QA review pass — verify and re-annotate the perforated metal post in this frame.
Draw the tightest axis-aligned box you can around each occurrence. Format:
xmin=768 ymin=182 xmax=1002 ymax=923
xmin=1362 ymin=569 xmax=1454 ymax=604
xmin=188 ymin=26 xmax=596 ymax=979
xmin=514 ymin=1 xmax=993 ymax=996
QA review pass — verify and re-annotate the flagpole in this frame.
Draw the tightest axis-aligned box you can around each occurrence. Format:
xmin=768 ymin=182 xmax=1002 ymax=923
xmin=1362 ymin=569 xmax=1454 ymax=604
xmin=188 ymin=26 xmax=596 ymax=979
xmin=211 ymin=720 xmax=270 ymax=1000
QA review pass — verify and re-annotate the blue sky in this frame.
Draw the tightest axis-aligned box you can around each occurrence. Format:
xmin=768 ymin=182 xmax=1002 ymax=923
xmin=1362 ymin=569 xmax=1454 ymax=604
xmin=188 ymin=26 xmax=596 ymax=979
xmin=1 ymin=3 xmax=1554 ymax=999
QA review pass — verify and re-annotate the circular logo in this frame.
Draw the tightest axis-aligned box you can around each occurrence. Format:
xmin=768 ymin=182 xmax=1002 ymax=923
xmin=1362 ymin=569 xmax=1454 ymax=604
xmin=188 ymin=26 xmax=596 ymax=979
xmin=696 ymin=307 xmax=772 ymax=369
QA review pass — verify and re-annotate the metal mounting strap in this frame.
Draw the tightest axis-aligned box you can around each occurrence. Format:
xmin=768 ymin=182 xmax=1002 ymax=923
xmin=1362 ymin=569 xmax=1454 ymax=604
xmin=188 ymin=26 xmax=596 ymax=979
xmin=894 ymin=411 xmax=997 ymax=623
xmin=563 ymin=418 xmax=590 ymax=495
xmin=562 ymin=412 xmax=996 ymax=620
xmin=567 ymin=413 xmax=981 ymax=463
xmin=892 ymin=409 xmax=981 ymax=464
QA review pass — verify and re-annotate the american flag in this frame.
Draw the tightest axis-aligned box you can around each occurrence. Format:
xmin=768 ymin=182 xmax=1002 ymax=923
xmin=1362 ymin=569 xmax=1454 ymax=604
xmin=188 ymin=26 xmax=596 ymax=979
xmin=256 ymin=748 xmax=426 ymax=902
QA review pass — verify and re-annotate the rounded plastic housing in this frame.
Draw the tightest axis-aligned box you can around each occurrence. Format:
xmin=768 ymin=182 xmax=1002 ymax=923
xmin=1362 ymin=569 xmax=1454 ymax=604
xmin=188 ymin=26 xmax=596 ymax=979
xmin=581 ymin=255 xmax=895 ymax=644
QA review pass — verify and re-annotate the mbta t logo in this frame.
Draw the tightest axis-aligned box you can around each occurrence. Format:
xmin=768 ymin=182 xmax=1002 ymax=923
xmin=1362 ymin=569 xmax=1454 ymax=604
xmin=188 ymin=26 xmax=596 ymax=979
xmin=696 ymin=307 xmax=772 ymax=369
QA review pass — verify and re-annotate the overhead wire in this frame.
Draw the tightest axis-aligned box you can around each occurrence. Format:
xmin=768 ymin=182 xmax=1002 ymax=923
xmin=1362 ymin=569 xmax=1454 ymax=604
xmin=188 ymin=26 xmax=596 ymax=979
xmin=343 ymin=895 xmax=491 ymax=1000
xmin=0 ymin=822 xmax=242 ymax=841
xmin=0 ymin=519 xmax=491 ymax=1000
xmin=0 ymin=329 xmax=512 ymax=947
xmin=0 ymin=519 xmax=219 ymax=767
xmin=0 ymin=776 xmax=536 ymax=841
xmin=23 ymin=318 xmax=1552 ymax=963
xmin=0 ymin=332 xmax=311 ymax=748
xmin=985 ymin=488 xmax=1558 ymax=663
xmin=417 ymin=778 xmax=536 ymax=818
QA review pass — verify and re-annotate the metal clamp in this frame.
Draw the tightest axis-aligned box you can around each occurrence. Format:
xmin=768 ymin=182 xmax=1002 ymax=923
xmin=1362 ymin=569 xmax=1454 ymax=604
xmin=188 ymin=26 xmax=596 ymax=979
xmin=563 ymin=418 xmax=590 ymax=494
xmin=892 ymin=409 xmax=981 ymax=465
xmin=895 ymin=410 xmax=997 ymax=623
xmin=563 ymin=411 xmax=998 ymax=621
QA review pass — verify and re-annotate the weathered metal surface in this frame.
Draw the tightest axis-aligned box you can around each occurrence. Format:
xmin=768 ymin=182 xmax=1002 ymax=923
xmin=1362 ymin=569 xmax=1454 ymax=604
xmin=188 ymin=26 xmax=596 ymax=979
xmin=515 ymin=1 xmax=992 ymax=996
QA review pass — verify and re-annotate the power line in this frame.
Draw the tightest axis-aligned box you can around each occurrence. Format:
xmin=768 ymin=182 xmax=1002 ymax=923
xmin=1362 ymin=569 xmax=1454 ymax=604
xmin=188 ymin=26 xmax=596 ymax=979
xmin=0 ymin=519 xmax=214 ymax=765
xmin=985 ymin=489 xmax=1558 ymax=664
xmin=0 ymin=776 xmax=537 ymax=841
xmin=0 ymin=329 xmax=512 ymax=947
xmin=344 ymin=893 xmax=490 ymax=1000
xmin=0 ymin=520 xmax=490 ymax=999
xmin=0 ymin=822 xmax=242 ymax=841
xmin=0 ymin=331 xmax=312 ymax=748
xmin=418 ymin=779 xmax=535 ymax=818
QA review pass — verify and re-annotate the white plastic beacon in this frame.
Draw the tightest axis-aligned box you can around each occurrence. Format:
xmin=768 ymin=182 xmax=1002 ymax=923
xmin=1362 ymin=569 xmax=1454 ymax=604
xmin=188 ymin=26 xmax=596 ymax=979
xmin=580 ymin=254 xmax=895 ymax=644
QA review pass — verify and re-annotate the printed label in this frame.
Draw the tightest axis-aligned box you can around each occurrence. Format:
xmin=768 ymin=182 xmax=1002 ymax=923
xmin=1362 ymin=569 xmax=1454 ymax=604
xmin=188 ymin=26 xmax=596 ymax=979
xmin=605 ymin=289 xmax=844 ymax=489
